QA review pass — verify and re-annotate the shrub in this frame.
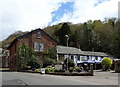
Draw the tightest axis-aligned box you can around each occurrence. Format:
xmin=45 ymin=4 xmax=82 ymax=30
xmin=45 ymin=68 xmax=54 ymax=73
xmin=61 ymin=69 xmax=65 ymax=72
xmin=17 ymin=44 xmax=41 ymax=71
xmin=75 ymin=67 xmax=81 ymax=72
xmin=21 ymin=64 xmax=31 ymax=70
xmin=45 ymin=68 xmax=50 ymax=73
xmin=43 ymin=57 xmax=57 ymax=67
xmin=69 ymin=67 xmax=74 ymax=72
xmin=35 ymin=68 xmax=41 ymax=72
xmin=64 ymin=58 xmax=75 ymax=68
xmin=49 ymin=68 xmax=55 ymax=72
xmin=54 ymin=69 xmax=61 ymax=72
xmin=54 ymin=69 xmax=65 ymax=72
xmin=102 ymin=57 xmax=112 ymax=71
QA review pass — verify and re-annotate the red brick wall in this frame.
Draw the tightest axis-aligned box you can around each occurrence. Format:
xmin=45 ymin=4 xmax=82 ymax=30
xmin=2 ymin=56 xmax=8 ymax=68
xmin=2 ymin=50 xmax=9 ymax=68
xmin=9 ymin=43 xmax=17 ymax=70
xmin=8 ymin=30 xmax=57 ymax=70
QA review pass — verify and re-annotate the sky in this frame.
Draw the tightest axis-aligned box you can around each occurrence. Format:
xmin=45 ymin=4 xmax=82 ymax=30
xmin=0 ymin=0 xmax=119 ymax=41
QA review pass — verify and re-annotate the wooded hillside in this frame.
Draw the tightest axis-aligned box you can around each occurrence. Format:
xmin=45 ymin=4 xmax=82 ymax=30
xmin=1 ymin=18 xmax=120 ymax=58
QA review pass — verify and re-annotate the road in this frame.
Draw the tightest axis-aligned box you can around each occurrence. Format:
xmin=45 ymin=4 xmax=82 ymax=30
xmin=1 ymin=70 xmax=119 ymax=86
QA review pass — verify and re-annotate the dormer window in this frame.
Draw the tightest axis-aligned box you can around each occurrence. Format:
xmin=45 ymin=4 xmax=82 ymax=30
xmin=37 ymin=31 xmax=41 ymax=38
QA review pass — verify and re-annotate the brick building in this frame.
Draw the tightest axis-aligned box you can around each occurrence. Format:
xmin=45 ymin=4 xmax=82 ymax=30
xmin=8 ymin=29 xmax=58 ymax=70
xmin=2 ymin=49 xmax=9 ymax=68
xmin=0 ymin=48 xmax=9 ymax=68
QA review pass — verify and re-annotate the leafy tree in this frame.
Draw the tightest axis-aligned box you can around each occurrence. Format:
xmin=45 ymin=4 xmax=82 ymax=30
xmin=55 ymin=23 xmax=71 ymax=46
xmin=17 ymin=44 xmax=41 ymax=70
xmin=48 ymin=47 xmax=57 ymax=59
xmin=2 ymin=17 xmax=120 ymax=58
xmin=42 ymin=57 xmax=57 ymax=67
xmin=64 ymin=58 xmax=75 ymax=68
xmin=43 ymin=47 xmax=57 ymax=67
xmin=112 ymin=20 xmax=120 ymax=57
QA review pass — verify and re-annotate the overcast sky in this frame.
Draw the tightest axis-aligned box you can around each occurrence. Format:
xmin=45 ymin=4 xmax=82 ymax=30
xmin=0 ymin=0 xmax=119 ymax=41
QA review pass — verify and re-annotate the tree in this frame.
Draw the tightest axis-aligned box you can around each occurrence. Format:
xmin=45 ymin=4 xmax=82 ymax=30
xmin=64 ymin=58 xmax=75 ymax=68
xmin=17 ymin=44 xmax=41 ymax=71
xmin=43 ymin=47 xmax=57 ymax=67
xmin=55 ymin=23 xmax=71 ymax=46
xmin=42 ymin=57 xmax=57 ymax=67
xmin=112 ymin=20 xmax=120 ymax=58
xmin=48 ymin=47 xmax=57 ymax=59
xmin=74 ymin=21 xmax=94 ymax=51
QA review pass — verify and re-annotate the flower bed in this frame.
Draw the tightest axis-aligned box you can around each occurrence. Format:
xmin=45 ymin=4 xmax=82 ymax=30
xmin=46 ymin=72 xmax=93 ymax=76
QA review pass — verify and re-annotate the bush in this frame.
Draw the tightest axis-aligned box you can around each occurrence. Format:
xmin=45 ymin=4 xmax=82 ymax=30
xmin=17 ymin=44 xmax=41 ymax=71
xmin=54 ymin=69 xmax=60 ymax=72
xmin=49 ymin=68 xmax=55 ymax=72
xmin=21 ymin=64 xmax=31 ymax=70
xmin=64 ymin=58 xmax=75 ymax=68
xmin=45 ymin=68 xmax=54 ymax=73
xmin=54 ymin=69 xmax=65 ymax=72
xmin=27 ymin=59 xmax=42 ymax=69
xmin=75 ymin=67 xmax=81 ymax=72
xmin=43 ymin=57 xmax=57 ymax=67
xmin=69 ymin=67 xmax=74 ymax=72
xmin=102 ymin=57 xmax=112 ymax=71
xmin=45 ymin=68 xmax=49 ymax=73
xmin=35 ymin=68 xmax=41 ymax=72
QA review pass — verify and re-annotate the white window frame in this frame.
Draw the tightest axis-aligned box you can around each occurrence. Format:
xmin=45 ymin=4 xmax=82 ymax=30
xmin=40 ymin=43 xmax=44 ymax=52
xmin=37 ymin=31 xmax=41 ymax=38
xmin=34 ymin=42 xmax=39 ymax=52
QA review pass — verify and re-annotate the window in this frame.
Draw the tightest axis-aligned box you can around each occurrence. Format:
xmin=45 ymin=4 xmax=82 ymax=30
xmin=92 ymin=56 xmax=96 ymax=61
xmin=81 ymin=56 xmax=86 ymax=61
xmin=34 ymin=42 xmax=39 ymax=52
xmin=6 ymin=62 xmax=8 ymax=67
xmin=78 ymin=57 xmax=80 ymax=61
xmin=37 ymin=31 xmax=41 ymax=38
xmin=71 ymin=55 xmax=74 ymax=60
xmin=96 ymin=57 xmax=98 ymax=60
xmin=40 ymin=43 xmax=44 ymax=52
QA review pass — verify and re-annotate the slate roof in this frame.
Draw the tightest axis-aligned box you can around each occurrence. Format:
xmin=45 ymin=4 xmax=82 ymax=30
xmin=57 ymin=46 xmax=109 ymax=57
xmin=8 ymin=28 xmax=59 ymax=49
xmin=57 ymin=46 xmax=84 ymax=55
xmin=82 ymin=51 xmax=109 ymax=57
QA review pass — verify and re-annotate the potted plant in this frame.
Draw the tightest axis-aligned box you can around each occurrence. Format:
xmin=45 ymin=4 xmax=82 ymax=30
xmin=115 ymin=61 xmax=120 ymax=73
xmin=101 ymin=57 xmax=112 ymax=71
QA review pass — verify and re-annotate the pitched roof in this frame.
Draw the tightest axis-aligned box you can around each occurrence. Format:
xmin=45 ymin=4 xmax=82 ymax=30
xmin=57 ymin=46 xmax=109 ymax=57
xmin=82 ymin=51 xmax=109 ymax=57
xmin=57 ymin=46 xmax=84 ymax=55
xmin=8 ymin=28 xmax=59 ymax=49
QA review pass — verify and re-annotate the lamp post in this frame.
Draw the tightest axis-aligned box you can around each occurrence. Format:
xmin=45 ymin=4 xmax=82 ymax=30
xmin=65 ymin=35 xmax=69 ymax=74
